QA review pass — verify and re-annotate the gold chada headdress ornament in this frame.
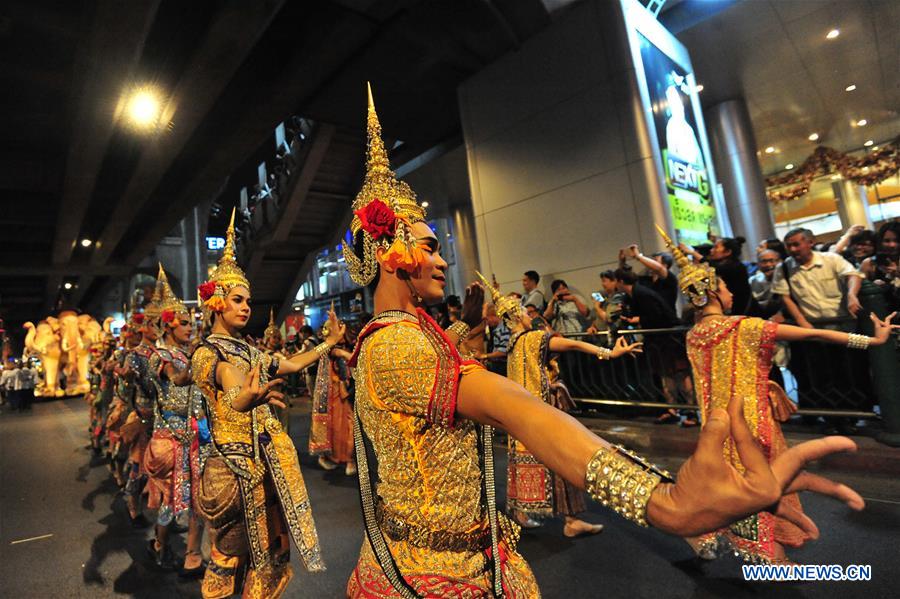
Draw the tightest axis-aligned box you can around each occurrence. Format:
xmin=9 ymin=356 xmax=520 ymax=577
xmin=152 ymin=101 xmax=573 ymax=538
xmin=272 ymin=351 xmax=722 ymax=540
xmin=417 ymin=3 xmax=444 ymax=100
xmin=655 ymin=224 xmax=717 ymax=307
xmin=143 ymin=264 xmax=165 ymax=320
xmin=264 ymin=307 xmax=280 ymax=340
xmin=475 ymin=271 xmax=524 ymax=324
xmin=156 ymin=262 xmax=188 ymax=324
xmin=342 ymin=82 xmax=428 ymax=286
xmin=198 ymin=207 xmax=250 ymax=312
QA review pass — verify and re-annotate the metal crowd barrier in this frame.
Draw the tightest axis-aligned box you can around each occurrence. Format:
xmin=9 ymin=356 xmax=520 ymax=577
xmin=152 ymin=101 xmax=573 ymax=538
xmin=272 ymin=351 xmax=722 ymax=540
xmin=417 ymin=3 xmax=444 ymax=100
xmin=557 ymin=319 xmax=888 ymax=420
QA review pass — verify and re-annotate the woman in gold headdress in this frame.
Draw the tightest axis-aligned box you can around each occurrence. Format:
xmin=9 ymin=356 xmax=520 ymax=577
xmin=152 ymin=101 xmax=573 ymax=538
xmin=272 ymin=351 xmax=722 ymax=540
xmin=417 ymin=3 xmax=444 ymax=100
xmin=343 ymin=84 xmax=865 ymax=598
xmin=190 ymin=208 xmax=345 ymax=598
xmin=142 ymin=265 xmax=206 ymax=574
xmin=477 ymin=273 xmax=641 ymax=537
xmin=658 ymin=226 xmax=896 ymax=564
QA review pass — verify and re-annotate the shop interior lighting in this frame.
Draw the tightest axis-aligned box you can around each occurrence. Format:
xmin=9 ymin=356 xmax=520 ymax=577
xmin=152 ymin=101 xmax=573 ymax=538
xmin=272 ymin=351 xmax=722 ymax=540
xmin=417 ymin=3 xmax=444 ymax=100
xmin=808 ymin=133 xmax=819 ymax=141
xmin=785 ymin=164 xmax=794 ymax=170
xmin=421 ymin=201 xmax=429 ymax=208
xmin=695 ymin=84 xmax=704 ymax=92
xmin=864 ymin=140 xmax=874 ymax=147
xmin=64 ymin=282 xmax=73 ymax=290
xmin=80 ymin=238 xmax=92 ymax=247
xmin=826 ymin=29 xmax=840 ymax=39
xmin=831 ymin=174 xmax=841 ymax=180
xmin=845 ymin=84 xmax=856 ymax=92
xmin=764 ymin=146 xmax=775 ymax=154
xmin=856 ymin=119 xmax=867 ymax=127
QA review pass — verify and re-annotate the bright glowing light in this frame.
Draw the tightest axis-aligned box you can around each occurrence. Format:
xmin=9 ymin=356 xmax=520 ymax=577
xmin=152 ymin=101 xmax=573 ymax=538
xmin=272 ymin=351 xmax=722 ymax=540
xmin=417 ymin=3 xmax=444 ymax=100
xmin=831 ymin=174 xmax=841 ymax=180
xmin=123 ymin=86 xmax=162 ymax=131
xmin=785 ymin=164 xmax=794 ymax=170
xmin=845 ymin=84 xmax=856 ymax=92
xmin=856 ymin=119 xmax=867 ymax=127
xmin=864 ymin=140 xmax=874 ymax=146
xmin=80 ymin=238 xmax=92 ymax=247
xmin=63 ymin=282 xmax=73 ymax=290
xmin=695 ymin=84 xmax=704 ymax=92
xmin=826 ymin=29 xmax=840 ymax=39
xmin=764 ymin=146 xmax=775 ymax=154
xmin=421 ymin=201 xmax=430 ymax=208
xmin=808 ymin=133 xmax=819 ymax=141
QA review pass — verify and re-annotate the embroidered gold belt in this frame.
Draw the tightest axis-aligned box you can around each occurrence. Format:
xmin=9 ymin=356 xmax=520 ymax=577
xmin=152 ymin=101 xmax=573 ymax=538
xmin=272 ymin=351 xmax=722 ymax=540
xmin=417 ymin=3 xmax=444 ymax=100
xmin=375 ymin=502 xmax=490 ymax=552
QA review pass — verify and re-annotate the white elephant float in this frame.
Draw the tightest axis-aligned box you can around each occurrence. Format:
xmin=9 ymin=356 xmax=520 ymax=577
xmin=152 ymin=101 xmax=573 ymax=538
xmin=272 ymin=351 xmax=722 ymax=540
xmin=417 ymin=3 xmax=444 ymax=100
xmin=24 ymin=311 xmax=103 ymax=397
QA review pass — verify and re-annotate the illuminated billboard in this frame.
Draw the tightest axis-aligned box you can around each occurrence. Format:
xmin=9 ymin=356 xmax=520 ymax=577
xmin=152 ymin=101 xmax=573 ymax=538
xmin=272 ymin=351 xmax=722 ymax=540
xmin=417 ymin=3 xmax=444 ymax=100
xmin=621 ymin=0 xmax=725 ymax=246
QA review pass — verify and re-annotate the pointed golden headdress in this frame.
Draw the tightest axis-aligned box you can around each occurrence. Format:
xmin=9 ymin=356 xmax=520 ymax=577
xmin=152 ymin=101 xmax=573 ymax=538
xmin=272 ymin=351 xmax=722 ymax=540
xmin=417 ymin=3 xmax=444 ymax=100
xmin=343 ymin=83 xmax=428 ymax=286
xmin=211 ymin=208 xmax=250 ymax=291
xmin=143 ymin=264 xmax=165 ymax=320
xmin=475 ymin=271 xmax=524 ymax=324
xmin=264 ymin=308 xmax=279 ymax=340
xmin=199 ymin=208 xmax=250 ymax=312
xmin=156 ymin=262 xmax=187 ymax=321
xmin=655 ymin=225 xmax=717 ymax=307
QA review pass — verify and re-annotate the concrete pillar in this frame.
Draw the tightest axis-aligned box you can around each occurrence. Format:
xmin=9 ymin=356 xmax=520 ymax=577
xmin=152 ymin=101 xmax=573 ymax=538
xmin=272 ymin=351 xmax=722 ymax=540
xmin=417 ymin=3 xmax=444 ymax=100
xmin=705 ymin=99 xmax=775 ymax=259
xmin=832 ymin=179 xmax=873 ymax=229
xmin=450 ymin=203 xmax=480 ymax=291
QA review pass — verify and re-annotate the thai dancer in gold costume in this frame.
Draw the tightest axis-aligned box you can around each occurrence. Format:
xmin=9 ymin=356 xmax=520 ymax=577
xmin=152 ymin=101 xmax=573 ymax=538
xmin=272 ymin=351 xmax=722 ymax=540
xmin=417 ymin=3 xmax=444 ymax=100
xmin=343 ymin=84 xmax=867 ymax=598
xmin=475 ymin=273 xmax=641 ymax=537
xmin=309 ymin=318 xmax=356 ymax=475
xmin=142 ymin=265 xmax=206 ymax=574
xmin=657 ymin=226 xmax=896 ymax=564
xmin=190 ymin=208 xmax=344 ymax=598
xmin=121 ymin=290 xmax=165 ymax=528
xmin=105 ymin=309 xmax=141 ymax=488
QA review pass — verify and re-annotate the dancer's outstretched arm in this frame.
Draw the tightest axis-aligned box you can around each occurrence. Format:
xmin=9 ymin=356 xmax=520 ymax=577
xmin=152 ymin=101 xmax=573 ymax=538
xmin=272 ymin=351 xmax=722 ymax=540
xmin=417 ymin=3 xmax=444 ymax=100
xmin=456 ymin=369 xmax=863 ymax=537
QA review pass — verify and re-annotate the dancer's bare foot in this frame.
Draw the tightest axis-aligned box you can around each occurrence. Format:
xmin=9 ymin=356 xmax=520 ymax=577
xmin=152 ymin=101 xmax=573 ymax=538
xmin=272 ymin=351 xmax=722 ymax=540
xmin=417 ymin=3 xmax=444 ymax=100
xmin=318 ymin=456 xmax=338 ymax=471
xmin=512 ymin=511 xmax=541 ymax=529
xmin=345 ymin=462 xmax=357 ymax=476
xmin=183 ymin=550 xmax=203 ymax=571
xmin=563 ymin=517 xmax=603 ymax=537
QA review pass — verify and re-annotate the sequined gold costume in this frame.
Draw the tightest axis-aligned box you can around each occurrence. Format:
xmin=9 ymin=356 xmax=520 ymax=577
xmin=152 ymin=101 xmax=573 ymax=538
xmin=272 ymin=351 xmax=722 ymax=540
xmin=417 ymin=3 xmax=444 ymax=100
xmin=346 ymin=310 xmax=539 ymax=598
xmin=192 ymin=334 xmax=324 ymax=598
xmin=686 ymin=316 xmax=805 ymax=563
xmin=144 ymin=343 xmax=202 ymax=524
xmin=506 ymin=330 xmax=585 ymax=519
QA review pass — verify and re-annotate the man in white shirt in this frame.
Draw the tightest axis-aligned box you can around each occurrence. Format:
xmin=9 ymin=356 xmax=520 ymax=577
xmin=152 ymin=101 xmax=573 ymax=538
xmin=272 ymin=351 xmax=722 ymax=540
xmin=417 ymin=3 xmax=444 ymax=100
xmin=771 ymin=228 xmax=863 ymax=328
xmin=770 ymin=228 xmax=867 ymax=433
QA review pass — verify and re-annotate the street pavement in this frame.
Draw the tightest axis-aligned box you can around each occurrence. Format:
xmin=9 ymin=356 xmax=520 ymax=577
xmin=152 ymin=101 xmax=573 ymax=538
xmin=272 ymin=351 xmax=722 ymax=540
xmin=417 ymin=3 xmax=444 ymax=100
xmin=1 ymin=398 xmax=898 ymax=598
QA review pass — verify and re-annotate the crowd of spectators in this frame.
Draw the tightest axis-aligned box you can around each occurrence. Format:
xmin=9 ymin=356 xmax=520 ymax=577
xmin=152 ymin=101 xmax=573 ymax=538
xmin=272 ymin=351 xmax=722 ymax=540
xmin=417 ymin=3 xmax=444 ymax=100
xmin=426 ymin=218 xmax=898 ymax=431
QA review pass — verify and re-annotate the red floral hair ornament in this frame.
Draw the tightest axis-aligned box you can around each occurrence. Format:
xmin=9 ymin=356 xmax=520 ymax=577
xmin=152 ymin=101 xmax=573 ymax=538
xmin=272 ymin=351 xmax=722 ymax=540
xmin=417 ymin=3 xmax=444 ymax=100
xmin=132 ymin=313 xmax=145 ymax=325
xmin=161 ymin=310 xmax=175 ymax=324
xmin=354 ymin=198 xmax=397 ymax=240
xmin=198 ymin=281 xmax=217 ymax=301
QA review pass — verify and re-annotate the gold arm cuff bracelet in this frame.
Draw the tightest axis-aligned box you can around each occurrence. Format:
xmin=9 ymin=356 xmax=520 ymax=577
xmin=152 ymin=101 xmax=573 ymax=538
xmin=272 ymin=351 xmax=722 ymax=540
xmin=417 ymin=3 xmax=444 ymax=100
xmin=584 ymin=445 xmax=665 ymax=527
xmin=314 ymin=341 xmax=333 ymax=358
xmin=446 ymin=321 xmax=471 ymax=341
xmin=847 ymin=333 xmax=871 ymax=350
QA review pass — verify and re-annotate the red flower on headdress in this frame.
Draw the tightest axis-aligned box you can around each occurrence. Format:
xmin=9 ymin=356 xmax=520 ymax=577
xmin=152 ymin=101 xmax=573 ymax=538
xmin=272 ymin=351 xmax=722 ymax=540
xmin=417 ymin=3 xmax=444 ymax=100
xmin=355 ymin=199 xmax=396 ymax=240
xmin=132 ymin=313 xmax=145 ymax=324
xmin=198 ymin=281 xmax=217 ymax=301
xmin=161 ymin=310 xmax=175 ymax=324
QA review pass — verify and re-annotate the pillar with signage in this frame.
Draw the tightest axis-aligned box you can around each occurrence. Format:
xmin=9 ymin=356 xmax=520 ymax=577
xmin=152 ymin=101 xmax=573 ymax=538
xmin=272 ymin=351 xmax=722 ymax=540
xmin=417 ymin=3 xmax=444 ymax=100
xmin=619 ymin=0 xmax=727 ymax=245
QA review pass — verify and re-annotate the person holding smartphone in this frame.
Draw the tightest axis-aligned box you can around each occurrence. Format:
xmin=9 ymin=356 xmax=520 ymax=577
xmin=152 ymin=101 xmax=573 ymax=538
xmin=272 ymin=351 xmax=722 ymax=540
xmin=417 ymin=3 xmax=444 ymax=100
xmin=543 ymin=279 xmax=589 ymax=334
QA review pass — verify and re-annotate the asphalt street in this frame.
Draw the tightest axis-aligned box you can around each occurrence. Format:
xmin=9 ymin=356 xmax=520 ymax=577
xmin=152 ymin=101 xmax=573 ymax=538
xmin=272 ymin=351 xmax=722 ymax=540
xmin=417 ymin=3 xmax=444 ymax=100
xmin=1 ymin=398 xmax=898 ymax=598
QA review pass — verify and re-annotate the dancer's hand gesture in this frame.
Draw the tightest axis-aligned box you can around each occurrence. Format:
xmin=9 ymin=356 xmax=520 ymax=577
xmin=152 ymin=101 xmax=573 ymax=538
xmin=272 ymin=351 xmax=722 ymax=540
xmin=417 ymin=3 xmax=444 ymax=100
xmin=647 ymin=399 xmax=863 ymax=537
xmin=237 ymin=365 xmax=286 ymax=410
